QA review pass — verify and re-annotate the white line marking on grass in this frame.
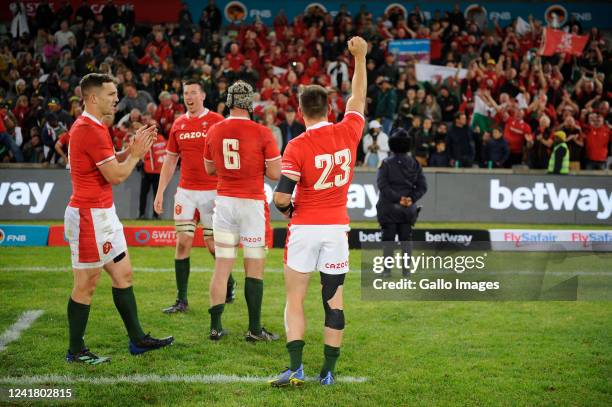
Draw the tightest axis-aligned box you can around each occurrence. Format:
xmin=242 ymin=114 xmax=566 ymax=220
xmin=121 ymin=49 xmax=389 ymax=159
xmin=1 ymin=267 xmax=611 ymax=277
xmin=0 ymin=374 xmax=367 ymax=384
xmin=0 ymin=310 xmax=44 ymax=352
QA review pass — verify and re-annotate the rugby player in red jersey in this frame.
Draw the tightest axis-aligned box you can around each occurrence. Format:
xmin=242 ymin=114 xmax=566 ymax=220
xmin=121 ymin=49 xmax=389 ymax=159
xmin=65 ymin=73 xmax=174 ymax=364
xmin=203 ymin=80 xmax=281 ymax=342
xmin=154 ymin=80 xmax=237 ymax=313
xmin=270 ymin=36 xmax=367 ymax=386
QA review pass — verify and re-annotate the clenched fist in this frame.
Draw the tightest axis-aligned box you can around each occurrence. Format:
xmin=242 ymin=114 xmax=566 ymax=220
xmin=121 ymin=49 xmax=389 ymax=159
xmin=348 ymin=36 xmax=368 ymax=58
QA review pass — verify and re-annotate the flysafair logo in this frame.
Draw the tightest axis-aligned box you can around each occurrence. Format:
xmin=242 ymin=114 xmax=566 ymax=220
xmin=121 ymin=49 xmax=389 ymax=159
xmin=0 ymin=182 xmax=54 ymax=214
xmin=490 ymin=179 xmax=612 ymax=220
xmin=0 ymin=229 xmax=4 ymax=244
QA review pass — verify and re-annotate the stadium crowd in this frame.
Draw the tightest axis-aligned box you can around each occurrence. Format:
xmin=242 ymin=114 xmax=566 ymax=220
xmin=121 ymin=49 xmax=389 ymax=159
xmin=0 ymin=1 xmax=610 ymax=171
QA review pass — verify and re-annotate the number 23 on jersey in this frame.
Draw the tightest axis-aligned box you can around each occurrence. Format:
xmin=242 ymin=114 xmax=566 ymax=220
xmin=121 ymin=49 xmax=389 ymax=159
xmin=313 ymin=148 xmax=351 ymax=190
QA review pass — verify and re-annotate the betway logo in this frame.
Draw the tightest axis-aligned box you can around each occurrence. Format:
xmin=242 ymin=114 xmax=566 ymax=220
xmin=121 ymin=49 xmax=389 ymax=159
xmin=490 ymin=180 xmax=612 ymax=220
xmin=0 ymin=182 xmax=54 ymax=214
xmin=425 ymin=231 xmax=473 ymax=246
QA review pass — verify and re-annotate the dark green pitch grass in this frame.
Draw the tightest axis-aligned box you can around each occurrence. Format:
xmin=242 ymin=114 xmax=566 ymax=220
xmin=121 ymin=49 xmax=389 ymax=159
xmin=0 ymin=247 xmax=610 ymax=406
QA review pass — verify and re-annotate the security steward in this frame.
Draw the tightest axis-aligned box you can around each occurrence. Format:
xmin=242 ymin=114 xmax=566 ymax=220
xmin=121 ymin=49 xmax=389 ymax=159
xmin=547 ymin=131 xmax=569 ymax=175
xmin=376 ymin=129 xmax=427 ymax=277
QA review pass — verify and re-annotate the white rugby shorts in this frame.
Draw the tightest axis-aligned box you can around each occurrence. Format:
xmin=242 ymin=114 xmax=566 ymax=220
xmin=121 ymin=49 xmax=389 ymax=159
xmin=284 ymin=225 xmax=350 ymax=275
xmin=64 ymin=205 xmax=127 ymax=269
xmin=213 ymin=196 xmax=266 ymax=247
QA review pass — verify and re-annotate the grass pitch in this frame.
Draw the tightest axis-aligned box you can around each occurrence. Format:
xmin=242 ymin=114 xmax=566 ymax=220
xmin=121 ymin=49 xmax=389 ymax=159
xmin=0 ymin=246 xmax=611 ymax=406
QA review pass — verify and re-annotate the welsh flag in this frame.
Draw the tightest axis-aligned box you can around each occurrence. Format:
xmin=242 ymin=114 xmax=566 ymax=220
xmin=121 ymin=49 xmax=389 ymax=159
xmin=539 ymin=28 xmax=589 ymax=56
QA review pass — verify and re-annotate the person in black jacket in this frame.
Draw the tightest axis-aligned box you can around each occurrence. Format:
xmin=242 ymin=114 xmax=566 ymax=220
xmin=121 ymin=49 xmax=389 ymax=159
xmin=376 ymin=129 xmax=427 ymax=277
xmin=445 ymin=112 xmax=475 ymax=167
xmin=482 ymin=127 xmax=509 ymax=168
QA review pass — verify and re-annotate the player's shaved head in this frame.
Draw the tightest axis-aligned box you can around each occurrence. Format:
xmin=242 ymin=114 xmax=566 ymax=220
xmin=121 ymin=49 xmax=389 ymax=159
xmin=299 ymin=85 xmax=329 ymax=120
xmin=80 ymin=73 xmax=117 ymax=97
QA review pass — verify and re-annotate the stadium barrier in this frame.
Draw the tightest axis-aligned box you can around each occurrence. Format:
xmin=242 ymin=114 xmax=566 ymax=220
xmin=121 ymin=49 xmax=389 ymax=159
xmin=2 ymin=224 xmax=611 ymax=251
xmin=48 ymin=225 xmax=208 ymax=247
xmin=2 ymin=168 xmax=610 ymax=224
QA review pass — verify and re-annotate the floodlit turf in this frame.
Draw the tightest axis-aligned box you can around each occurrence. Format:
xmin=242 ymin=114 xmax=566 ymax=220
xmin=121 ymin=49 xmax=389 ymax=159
xmin=0 ymin=247 xmax=611 ymax=406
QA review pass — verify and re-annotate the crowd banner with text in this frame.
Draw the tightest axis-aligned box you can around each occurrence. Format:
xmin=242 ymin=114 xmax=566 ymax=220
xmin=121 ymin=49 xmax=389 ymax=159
xmin=415 ymin=63 xmax=468 ymax=83
xmin=388 ymin=40 xmax=431 ymax=64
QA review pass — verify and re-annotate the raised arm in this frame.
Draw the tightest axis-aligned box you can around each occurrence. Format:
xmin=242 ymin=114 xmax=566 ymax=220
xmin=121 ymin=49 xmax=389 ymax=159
xmin=345 ymin=36 xmax=368 ymax=116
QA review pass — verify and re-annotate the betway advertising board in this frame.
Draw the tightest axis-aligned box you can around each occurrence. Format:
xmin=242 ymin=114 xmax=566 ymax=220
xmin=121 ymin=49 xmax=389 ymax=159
xmin=0 ymin=169 xmax=610 ymax=225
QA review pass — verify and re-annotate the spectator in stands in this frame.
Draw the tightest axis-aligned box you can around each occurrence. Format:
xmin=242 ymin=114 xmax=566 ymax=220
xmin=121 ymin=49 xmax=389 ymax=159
xmin=116 ymin=82 xmax=154 ymax=115
xmin=557 ymin=115 xmax=584 ymax=171
xmin=528 ymin=114 xmax=553 ymax=169
xmin=278 ymin=106 xmax=305 ymax=152
xmin=0 ymin=104 xmax=23 ymax=162
xmin=41 ymin=113 xmax=67 ymax=163
xmin=547 ymin=131 xmax=569 ymax=175
xmin=154 ymin=91 xmax=183 ymax=136
xmin=363 ymin=119 xmax=389 ymax=168
xmin=482 ymin=127 xmax=509 ymax=168
xmin=139 ymin=132 xmax=166 ymax=219
xmin=583 ymin=113 xmax=610 ymax=170
xmin=503 ymin=109 xmax=532 ymax=167
xmin=429 ymin=139 xmax=450 ymax=167
xmin=21 ymin=127 xmax=43 ymax=163
xmin=446 ymin=112 xmax=475 ymax=167
xmin=437 ymin=86 xmax=459 ymax=124
xmin=413 ymin=117 xmax=436 ymax=160
xmin=374 ymin=77 xmax=397 ymax=134
xmin=264 ymin=111 xmax=283 ymax=151
xmin=47 ymin=97 xmax=73 ymax=129
xmin=0 ymin=3 xmax=609 ymax=171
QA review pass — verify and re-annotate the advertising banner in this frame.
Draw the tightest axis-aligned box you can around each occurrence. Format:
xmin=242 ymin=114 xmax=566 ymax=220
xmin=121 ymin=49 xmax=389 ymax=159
xmin=0 ymin=225 xmax=49 ymax=247
xmin=185 ymin=1 xmax=611 ymax=29
xmin=490 ymin=229 xmax=612 ymax=251
xmin=2 ymin=169 xmax=611 ymax=225
xmin=48 ymin=225 xmax=208 ymax=247
xmin=3 ymin=2 xmax=609 ymax=28
xmin=1 ymin=0 xmax=182 ymax=24
xmin=123 ymin=226 xmax=206 ymax=247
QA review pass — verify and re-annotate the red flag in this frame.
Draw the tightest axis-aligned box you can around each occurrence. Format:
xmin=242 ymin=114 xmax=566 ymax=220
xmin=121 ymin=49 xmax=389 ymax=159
xmin=540 ymin=28 xmax=589 ymax=56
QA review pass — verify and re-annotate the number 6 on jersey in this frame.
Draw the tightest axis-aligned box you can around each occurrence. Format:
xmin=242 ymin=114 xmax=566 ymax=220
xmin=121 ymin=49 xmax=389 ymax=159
xmin=223 ymin=138 xmax=240 ymax=169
